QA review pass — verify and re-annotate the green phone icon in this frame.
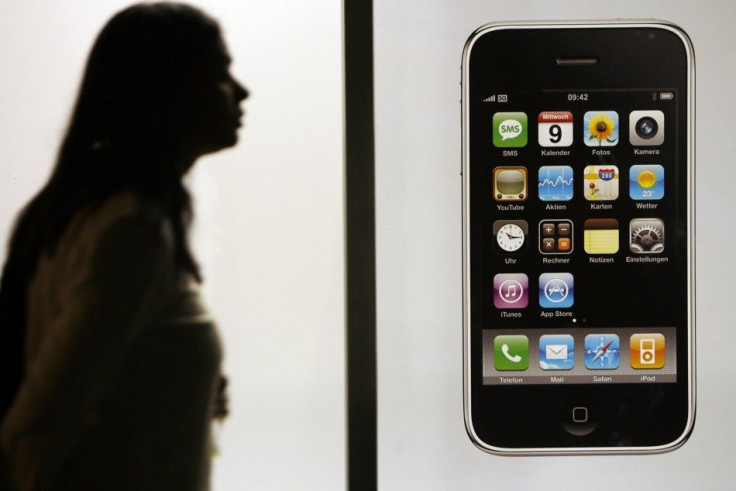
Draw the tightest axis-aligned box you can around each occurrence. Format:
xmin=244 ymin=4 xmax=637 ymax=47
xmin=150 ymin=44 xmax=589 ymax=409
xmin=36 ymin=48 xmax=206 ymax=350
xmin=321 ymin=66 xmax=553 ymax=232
xmin=493 ymin=335 xmax=529 ymax=370
xmin=493 ymin=112 xmax=528 ymax=147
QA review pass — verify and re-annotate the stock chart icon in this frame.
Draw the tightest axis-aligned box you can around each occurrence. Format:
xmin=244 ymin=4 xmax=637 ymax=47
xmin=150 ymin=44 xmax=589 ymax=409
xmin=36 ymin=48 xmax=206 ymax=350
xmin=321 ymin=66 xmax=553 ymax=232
xmin=538 ymin=166 xmax=574 ymax=201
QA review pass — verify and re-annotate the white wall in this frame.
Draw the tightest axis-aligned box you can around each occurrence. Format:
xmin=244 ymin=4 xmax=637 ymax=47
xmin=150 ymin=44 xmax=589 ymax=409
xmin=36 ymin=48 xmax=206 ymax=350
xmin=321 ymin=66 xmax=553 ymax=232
xmin=375 ymin=1 xmax=736 ymax=489
xmin=0 ymin=2 xmax=345 ymax=490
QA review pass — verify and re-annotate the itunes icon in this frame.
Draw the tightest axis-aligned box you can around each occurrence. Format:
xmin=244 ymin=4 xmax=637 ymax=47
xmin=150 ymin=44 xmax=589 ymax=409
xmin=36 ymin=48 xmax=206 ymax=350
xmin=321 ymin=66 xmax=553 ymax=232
xmin=493 ymin=273 xmax=529 ymax=309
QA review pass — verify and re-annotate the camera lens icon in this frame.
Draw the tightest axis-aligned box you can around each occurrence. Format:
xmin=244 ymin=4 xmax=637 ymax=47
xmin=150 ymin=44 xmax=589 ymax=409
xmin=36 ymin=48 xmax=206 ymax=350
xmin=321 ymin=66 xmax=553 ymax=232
xmin=629 ymin=110 xmax=664 ymax=146
xmin=635 ymin=117 xmax=658 ymax=139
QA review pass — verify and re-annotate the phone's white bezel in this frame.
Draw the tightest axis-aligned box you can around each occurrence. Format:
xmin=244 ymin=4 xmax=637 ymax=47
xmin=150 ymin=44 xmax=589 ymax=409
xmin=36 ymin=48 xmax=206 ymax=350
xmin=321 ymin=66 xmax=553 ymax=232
xmin=461 ymin=20 xmax=696 ymax=456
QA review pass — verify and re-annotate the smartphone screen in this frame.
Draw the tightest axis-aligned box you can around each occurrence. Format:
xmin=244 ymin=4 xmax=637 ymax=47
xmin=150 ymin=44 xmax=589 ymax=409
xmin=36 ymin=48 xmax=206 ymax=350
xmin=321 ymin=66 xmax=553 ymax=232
xmin=462 ymin=23 xmax=694 ymax=453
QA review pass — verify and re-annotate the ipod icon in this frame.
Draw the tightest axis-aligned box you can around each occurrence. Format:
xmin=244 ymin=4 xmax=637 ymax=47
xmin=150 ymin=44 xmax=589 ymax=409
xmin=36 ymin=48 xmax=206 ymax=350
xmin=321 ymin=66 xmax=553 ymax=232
xmin=639 ymin=339 xmax=656 ymax=365
xmin=630 ymin=334 xmax=665 ymax=369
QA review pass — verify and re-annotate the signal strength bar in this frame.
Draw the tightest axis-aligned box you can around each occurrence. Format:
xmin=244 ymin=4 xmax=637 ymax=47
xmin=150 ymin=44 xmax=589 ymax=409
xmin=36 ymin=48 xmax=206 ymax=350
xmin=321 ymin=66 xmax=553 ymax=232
xmin=482 ymin=94 xmax=508 ymax=103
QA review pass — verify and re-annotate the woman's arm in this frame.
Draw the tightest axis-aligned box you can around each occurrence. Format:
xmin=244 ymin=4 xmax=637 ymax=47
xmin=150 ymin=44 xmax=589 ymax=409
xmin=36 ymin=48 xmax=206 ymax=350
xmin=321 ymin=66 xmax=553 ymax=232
xmin=0 ymin=203 xmax=174 ymax=490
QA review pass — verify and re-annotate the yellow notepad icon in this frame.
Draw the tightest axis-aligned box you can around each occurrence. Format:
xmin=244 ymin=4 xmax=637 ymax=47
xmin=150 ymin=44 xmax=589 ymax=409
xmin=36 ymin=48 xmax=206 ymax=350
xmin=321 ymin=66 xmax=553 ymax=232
xmin=584 ymin=218 xmax=619 ymax=254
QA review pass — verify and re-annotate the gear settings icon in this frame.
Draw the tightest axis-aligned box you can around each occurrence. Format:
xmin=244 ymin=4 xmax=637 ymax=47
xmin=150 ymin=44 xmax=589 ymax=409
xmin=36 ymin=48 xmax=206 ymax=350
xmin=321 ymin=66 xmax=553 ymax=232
xmin=629 ymin=218 xmax=665 ymax=253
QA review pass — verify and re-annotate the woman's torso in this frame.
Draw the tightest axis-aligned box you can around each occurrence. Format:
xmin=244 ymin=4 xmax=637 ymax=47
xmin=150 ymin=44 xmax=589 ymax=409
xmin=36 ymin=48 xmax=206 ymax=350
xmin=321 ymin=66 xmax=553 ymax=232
xmin=5 ymin=192 xmax=222 ymax=490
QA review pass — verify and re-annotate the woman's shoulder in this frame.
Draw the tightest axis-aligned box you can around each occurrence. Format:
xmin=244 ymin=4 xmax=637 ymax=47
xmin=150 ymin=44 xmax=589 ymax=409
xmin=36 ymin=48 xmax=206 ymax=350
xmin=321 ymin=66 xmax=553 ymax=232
xmin=89 ymin=190 xmax=169 ymax=231
xmin=91 ymin=191 xmax=168 ymax=230
xmin=61 ymin=191 xmax=174 ymax=262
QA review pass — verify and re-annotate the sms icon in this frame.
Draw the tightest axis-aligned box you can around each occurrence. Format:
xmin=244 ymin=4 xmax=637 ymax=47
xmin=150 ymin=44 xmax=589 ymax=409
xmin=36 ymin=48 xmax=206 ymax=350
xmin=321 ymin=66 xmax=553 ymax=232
xmin=493 ymin=112 xmax=528 ymax=148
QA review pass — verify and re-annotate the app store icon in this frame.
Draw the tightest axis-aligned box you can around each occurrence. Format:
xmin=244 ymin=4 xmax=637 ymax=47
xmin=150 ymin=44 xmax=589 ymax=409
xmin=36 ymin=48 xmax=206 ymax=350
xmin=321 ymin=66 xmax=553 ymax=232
xmin=538 ymin=273 xmax=574 ymax=308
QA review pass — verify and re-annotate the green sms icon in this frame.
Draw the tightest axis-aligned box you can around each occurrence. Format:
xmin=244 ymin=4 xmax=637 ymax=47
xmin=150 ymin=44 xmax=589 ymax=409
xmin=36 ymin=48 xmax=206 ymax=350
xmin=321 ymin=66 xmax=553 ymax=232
xmin=493 ymin=112 xmax=528 ymax=147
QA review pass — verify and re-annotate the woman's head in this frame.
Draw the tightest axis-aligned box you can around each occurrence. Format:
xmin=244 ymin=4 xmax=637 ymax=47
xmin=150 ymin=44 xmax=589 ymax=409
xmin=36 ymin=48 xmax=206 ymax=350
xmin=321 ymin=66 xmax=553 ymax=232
xmin=4 ymin=2 xmax=248 ymax=283
xmin=60 ymin=2 xmax=248 ymax=188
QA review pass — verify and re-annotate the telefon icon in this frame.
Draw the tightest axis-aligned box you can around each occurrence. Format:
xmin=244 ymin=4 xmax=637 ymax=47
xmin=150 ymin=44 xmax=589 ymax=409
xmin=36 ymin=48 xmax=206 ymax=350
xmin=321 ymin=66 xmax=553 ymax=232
xmin=502 ymin=344 xmax=522 ymax=363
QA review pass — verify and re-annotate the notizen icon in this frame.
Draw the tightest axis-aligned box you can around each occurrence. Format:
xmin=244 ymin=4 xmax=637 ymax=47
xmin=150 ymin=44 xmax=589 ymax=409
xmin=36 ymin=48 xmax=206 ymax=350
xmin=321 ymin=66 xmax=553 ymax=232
xmin=493 ymin=273 xmax=528 ymax=309
xmin=584 ymin=218 xmax=619 ymax=254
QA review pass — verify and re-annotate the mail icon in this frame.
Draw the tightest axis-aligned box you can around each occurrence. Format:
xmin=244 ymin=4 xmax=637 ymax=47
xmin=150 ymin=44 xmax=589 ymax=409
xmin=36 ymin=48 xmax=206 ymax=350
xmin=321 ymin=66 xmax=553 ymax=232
xmin=540 ymin=335 xmax=574 ymax=370
xmin=546 ymin=344 xmax=567 ymax=360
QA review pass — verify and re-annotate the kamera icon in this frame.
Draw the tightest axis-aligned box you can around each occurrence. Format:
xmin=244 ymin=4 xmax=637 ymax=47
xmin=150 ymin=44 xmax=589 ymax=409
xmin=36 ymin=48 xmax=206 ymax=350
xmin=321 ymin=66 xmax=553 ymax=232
xmin=629 ymin=110 xmax=664 ymax=146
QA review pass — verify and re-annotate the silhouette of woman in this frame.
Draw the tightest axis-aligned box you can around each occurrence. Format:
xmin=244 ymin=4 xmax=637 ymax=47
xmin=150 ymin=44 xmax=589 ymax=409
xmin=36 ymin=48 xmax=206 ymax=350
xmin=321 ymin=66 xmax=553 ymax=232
xmin=0 ymin=3 xmax=247 ymax=489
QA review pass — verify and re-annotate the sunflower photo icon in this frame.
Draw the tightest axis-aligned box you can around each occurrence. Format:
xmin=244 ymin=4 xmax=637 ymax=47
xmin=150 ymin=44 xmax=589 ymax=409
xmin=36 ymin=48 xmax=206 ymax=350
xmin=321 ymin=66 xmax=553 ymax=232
xmin=584 ymin=111 xmax=619 ymax=147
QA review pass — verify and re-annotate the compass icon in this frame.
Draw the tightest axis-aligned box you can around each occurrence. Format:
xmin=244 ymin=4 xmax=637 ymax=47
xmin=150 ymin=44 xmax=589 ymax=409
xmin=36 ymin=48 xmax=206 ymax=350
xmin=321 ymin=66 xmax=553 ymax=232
xmin=630 ymin=218 xmax=665 ymax=254
xmin=584 ymin=334 xmax=620 ymax=369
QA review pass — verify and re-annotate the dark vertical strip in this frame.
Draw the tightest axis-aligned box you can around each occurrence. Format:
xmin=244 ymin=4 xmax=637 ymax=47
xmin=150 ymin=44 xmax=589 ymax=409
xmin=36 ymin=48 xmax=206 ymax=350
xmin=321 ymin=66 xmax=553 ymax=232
xmin=344 ymin=0 xmax=376 ymax=489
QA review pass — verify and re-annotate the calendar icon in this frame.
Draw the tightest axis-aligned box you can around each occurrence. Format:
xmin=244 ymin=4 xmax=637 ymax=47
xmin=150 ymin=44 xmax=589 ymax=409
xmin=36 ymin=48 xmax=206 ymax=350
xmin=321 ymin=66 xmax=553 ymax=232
xmin=538 ymin=111 xmax=574 ymax=147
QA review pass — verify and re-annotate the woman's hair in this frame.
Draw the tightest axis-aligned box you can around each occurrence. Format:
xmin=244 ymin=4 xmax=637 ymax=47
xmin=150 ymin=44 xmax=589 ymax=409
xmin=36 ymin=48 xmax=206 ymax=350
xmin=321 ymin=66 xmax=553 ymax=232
xmin=0 ymin=2 xmax=222 ymax=417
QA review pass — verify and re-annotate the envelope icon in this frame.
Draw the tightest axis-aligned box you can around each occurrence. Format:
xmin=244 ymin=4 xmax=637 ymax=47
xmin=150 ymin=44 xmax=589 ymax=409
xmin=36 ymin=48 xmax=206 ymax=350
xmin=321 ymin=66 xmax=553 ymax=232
xmin=546 ymin=344 xmax=567 ymax=360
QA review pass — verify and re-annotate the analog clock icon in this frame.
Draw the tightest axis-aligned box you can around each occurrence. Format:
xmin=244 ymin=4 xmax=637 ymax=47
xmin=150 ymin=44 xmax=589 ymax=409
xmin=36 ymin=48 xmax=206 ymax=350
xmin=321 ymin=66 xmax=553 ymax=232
xmin=493 ymin=220 xmax=529 ymax=253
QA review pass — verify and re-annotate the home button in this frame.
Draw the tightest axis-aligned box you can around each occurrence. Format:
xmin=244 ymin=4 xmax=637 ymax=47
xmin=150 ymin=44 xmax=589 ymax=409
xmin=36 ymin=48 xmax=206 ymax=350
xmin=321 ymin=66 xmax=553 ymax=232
xmin=572 ymin=406 xmax=588 ymax=423
xmin=562 ymin=405 xmax=599 ymax=436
